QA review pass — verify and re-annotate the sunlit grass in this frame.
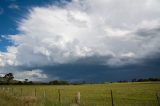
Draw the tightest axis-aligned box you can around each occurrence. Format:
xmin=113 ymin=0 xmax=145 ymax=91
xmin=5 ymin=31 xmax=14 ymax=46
xmin=0 ymin=82 xmax=160 ymax=106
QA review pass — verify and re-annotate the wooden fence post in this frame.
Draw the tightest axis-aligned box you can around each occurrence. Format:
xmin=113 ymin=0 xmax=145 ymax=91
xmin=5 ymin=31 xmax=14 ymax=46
xmin=7 ymin=88 xmax=10 ymax=93
xmin=11 ymin=88 xmax=13 ymax=95
xmin=20 ymin=88 xmax=23 ymax=96
xmin=111 ymin=90 xmax=114 ymax=106
xmin=75 ymin=92 xmax=80 ymax=104
xmin=157 ymin=92 xmax=160 ymax=106
xmin=34 ymin=88 xmax=37 ymax=96
xmin=58 ymin=89 xmax=61 ymax=104
xmin=43 ymin=89 xmax=46 ymax=98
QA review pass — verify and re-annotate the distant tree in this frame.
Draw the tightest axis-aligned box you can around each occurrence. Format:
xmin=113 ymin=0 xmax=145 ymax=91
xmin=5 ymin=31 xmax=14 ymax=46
xmin=118 ymin=80 xmax=128 ymax=83
xmin=24 ymin=79 xmax=28 ymax=82
xmin=28 ymin=81 xmax=33 ymax=84
xmin=24 ymin=79 xmax=28 ymax=84
xmin=17 ymin=81 xmax=23 ymax=85
xmin=3 ymin=73 xmax=14 ymax=84
xmin=132 ymin=78 xmax=137 ymax=82
xmin=137 ymin=78 xmax=144 ymax=82
xmin=49 ymin=80 xmax=69 ymax=85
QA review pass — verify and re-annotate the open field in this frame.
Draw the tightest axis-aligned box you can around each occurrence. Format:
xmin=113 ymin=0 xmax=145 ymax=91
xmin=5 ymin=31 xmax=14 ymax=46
xmin=0 ymin=82 xmax=160 ymax=106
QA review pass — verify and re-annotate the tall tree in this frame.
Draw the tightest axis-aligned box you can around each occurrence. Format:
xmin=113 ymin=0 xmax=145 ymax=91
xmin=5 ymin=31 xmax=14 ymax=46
xmin=24 ymin=79 xmax=28 ymax=84
xmin=3 ymin=73 xmax=14 ymax=84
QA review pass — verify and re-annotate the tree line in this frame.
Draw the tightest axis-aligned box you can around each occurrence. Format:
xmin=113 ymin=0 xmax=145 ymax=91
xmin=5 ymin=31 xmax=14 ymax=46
xmin=0 ymin=73 xmax=160 ymax=85
xmin=117 ymin=78 xmax=160 ymax=83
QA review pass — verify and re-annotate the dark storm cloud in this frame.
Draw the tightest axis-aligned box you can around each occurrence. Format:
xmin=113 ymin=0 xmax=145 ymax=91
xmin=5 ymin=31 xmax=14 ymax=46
xmin=135 ymin=26 xmax=160 ymax=38
xmin=74 ymin=55 xmax=113 ymax=65
xmin=6 ymin=54 xmax=158 ymax=82
xmin=37 ymin=61 xmax=160 ymax=82
xmin=1 ymin=53 xmax=160 ymax=82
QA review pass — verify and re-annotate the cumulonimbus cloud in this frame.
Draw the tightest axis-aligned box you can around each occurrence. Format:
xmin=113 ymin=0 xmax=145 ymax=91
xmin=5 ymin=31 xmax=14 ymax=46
xmin=0 ymin=0 xmax=160 ymax=68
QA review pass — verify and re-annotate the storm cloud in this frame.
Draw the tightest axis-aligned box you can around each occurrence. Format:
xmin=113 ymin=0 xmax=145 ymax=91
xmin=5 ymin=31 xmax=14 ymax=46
xmin=0 ymin=0 xmax=160 ymax=81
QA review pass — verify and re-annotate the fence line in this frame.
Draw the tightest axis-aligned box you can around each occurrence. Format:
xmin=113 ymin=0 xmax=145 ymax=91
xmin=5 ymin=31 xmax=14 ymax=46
xmin=0 ymin=86 xmax=159 ymax=106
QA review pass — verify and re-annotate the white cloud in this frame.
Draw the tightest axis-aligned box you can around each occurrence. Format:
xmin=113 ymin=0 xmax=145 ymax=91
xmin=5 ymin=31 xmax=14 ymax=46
xmin=14 ymin=69 xmax=48 ymax=81
xmin=0 ymin=46 xmax=17 ymax=66
xmin=121 ymin=52 xmax=135 ymax=58
xmin=0 ymin=0 xmax=160 ymax=68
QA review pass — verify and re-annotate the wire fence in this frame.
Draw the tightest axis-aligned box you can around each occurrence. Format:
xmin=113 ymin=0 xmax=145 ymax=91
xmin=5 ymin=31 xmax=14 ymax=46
xmin=0 ymin=86 xmax=159 ymax=106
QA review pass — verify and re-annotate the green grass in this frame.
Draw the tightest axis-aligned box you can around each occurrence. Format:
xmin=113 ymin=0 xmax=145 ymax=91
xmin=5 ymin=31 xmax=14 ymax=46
xmin=0 ymin=81 xmax=160 ymax=106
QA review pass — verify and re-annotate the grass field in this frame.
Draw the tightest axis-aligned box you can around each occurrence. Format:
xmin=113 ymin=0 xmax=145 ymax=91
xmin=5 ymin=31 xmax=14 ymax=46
xmin=0 ymin=82 xmax=160 ymax=106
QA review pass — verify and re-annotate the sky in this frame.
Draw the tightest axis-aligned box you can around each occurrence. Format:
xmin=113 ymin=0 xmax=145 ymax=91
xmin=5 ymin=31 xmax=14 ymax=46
xmin=0 ymin=0 xmax=160 ymax=82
